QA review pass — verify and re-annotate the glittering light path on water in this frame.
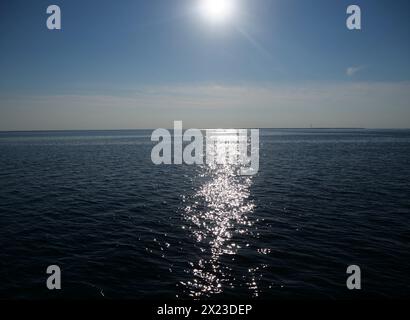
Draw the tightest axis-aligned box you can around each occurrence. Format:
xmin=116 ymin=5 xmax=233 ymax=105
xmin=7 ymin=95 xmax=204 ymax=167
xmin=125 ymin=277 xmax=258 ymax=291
xmin=181 ymin=130 xmax=257 ymax=298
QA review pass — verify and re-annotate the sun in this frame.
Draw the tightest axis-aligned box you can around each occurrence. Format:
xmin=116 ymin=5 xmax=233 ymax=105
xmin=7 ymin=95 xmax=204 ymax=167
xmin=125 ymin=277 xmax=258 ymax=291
xmin=199 ymin=0 xmax=236 ymax=24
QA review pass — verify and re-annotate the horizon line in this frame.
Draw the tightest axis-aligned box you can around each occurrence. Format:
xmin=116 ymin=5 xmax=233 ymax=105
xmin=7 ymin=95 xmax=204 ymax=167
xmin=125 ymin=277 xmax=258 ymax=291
xmin=3 ymin=127 xmax=410 ymax=134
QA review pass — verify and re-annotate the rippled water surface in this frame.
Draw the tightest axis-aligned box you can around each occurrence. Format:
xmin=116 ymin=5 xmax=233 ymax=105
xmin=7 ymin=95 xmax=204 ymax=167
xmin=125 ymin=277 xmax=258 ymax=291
xmin=0 ymin=129 xmax=409 ymax=299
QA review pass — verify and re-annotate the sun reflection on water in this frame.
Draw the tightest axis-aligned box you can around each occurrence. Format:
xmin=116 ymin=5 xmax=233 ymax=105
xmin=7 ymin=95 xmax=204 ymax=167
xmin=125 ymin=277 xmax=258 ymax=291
xmin=181 ymin=130 xmax=257 ymax=298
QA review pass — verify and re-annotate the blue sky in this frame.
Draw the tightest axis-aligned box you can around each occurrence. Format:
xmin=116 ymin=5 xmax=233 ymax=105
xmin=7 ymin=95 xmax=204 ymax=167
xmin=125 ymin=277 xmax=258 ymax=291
xmin=0 ymin=0 xmax=410 ymax=130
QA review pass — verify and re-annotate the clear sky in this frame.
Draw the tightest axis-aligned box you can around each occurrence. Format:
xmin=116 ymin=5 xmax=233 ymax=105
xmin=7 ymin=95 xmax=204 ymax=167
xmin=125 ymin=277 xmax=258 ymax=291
xmin=0 ymin=0 xmax=409 ymax=130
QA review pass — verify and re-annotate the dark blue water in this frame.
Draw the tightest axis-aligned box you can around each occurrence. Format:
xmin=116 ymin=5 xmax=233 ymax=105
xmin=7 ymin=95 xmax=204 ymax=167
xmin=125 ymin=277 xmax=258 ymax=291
xmin=0 ymin=129 xmax=409 ymax=299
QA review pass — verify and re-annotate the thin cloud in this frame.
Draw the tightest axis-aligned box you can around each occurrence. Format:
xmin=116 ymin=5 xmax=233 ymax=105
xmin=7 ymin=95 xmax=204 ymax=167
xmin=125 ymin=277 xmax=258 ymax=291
xmin=346 ymin=66 xmax=364 ymax=77
xmin=1 ymin=82 xmax=410 ymax=130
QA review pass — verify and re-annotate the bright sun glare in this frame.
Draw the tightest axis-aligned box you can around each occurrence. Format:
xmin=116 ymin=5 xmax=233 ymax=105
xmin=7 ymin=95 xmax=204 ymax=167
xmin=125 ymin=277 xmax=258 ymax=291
xmin=199 ymin=0 xmax=236 ymax=24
